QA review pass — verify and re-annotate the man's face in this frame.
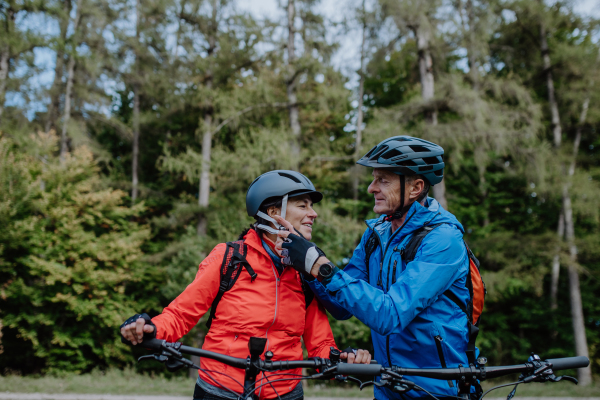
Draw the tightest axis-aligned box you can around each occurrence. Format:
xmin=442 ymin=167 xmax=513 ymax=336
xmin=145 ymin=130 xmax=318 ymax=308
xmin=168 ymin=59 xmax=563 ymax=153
xmin=367 ymin=169 xmax=402 ymax=215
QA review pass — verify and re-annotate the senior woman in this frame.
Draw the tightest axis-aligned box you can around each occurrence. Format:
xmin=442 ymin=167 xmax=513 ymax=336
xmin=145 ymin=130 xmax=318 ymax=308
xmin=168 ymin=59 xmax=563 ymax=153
xmin=120 ymin=170 xmax=370 ymax=400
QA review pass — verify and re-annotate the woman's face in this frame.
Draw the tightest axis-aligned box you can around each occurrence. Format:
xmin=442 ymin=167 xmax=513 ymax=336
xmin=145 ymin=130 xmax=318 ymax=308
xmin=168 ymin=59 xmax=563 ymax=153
xmin=268 ymin=194 xmax=318 ymax=240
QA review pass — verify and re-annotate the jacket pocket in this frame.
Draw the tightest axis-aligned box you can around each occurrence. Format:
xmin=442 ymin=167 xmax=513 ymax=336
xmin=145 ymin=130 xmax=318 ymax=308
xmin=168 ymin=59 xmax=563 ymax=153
xmin=434 ymin=335 xmax=454 ymax=388
xmin=225 ymin=334 xmax=239 ymax=356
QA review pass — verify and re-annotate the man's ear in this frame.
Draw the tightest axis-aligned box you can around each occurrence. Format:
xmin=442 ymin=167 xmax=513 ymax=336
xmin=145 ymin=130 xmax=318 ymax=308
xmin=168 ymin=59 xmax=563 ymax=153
xmin=409 ymin=179 xmax=425 ymax=201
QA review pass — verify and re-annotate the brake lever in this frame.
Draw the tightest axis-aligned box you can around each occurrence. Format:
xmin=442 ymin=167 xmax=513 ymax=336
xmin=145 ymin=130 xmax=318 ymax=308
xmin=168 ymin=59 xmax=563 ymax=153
xmin=138 ymin=353 xmax=168 ymax=363
xmin=547 ymin=375 xmax=578 ymax=384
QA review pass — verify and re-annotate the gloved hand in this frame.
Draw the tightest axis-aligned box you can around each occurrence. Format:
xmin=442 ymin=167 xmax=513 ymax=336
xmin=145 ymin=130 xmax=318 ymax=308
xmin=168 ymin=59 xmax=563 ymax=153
xmin=281 ymin=233 xmax=326 ymax=275
xmin=120 ymin=313 xmax=156 ymax=345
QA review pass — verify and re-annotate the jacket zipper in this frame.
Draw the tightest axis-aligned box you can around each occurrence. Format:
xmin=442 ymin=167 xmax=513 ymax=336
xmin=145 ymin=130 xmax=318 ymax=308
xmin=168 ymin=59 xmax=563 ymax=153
xmin=264 ymin=260 xmax=280 ymax=353
xmin=370 ymin=211 xmax=417 ymax=371
xmin=392 ymin=260 xmax=397 ymax=284
xmin=434 ymin=335 xmax=454 ymax=387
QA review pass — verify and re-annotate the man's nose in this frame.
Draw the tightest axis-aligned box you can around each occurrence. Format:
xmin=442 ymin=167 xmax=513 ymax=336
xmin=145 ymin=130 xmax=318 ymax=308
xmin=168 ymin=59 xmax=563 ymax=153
xmin=308 ymin=207 xmax=318 ymax=219
xmin=367 ymin=180 xmax=377 ymax=194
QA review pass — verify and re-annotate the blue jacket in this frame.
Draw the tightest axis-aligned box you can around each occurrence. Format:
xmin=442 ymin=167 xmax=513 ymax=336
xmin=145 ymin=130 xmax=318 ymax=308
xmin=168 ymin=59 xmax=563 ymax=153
xmin=308 ymin=198 xmax=470 ymax=399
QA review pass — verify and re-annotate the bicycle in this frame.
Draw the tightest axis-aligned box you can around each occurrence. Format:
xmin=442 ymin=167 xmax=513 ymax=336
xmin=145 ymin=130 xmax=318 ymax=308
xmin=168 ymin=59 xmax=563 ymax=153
xmin=136 ymin=337 xmax=589 ymax=400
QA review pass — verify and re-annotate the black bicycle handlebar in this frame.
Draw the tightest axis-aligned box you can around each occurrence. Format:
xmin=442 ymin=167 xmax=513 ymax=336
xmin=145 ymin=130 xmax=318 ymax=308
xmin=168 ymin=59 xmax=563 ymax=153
xmin=141 ymin=338 xmax=328 ymax=370
xmin=336 ymin=356 xmax=590 ymax=380
xmin=546 ymin=356 xmax=589 ymax=370
xmin=142 ymin=338 xmax=589 ymax=382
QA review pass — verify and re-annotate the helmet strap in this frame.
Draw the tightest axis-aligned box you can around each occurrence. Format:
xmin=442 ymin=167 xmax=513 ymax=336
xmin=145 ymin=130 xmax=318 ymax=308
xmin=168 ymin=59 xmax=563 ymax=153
xmin=384 ymin=175 xmax=411 ymax=222
xmin=255 ymin=194 xmax=289 ymax=234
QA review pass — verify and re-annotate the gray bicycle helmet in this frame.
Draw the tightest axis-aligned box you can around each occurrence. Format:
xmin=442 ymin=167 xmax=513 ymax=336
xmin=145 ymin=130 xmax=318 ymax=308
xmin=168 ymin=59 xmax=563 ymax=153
xmin=357 ymin=136 xmax=444 ymax=185
xmin=246 ymin=170 xmax=322 ymax=233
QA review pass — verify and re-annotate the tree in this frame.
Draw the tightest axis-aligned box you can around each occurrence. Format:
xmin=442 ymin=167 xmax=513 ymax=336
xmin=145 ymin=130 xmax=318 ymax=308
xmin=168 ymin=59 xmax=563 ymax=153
xmin=0 ymin=131 xmax=158 ymax=373
xmin=0 ymin=0 xmax=44 ymax=126
xmin=60 ymin=0 xmax=83 ymax=161
xmin=45 ymin=0 xmax=72 ymax=133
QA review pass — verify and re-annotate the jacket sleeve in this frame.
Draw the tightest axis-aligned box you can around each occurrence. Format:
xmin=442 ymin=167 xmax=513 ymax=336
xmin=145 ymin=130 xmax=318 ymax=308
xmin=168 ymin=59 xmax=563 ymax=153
xmin=302 ymin=296 xmax=337 ymax=359
xmin=151 ymin=243 xmax=227 ymax=342
xmin=305 ymin=228 xmax=373 ymax=321
xmin=324 ymin=225 xmax=468 ymax=336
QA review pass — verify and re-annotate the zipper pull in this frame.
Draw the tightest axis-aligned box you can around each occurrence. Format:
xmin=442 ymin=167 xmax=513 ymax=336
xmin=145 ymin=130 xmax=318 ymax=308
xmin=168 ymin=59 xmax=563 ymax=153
xmin=392 ymin=260 xmax=397 ymax=284
xmin=377 ymin=261 xmax=383 ymax=287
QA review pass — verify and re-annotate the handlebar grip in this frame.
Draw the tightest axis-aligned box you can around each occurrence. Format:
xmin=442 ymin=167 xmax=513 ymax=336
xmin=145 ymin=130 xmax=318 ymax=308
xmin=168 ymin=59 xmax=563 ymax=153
xmin=546 ymin=356 xmax=589 ymax=370
xmin=337 ymin=363 xmax=383 ymax=376
xmin=140 ymin=338 xmax=164 ymax=350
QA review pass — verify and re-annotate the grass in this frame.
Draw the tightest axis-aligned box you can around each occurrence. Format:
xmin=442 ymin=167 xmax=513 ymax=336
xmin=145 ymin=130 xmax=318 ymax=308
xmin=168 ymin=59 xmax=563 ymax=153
xmin=1 ymin=369 xmax=599 ymax=398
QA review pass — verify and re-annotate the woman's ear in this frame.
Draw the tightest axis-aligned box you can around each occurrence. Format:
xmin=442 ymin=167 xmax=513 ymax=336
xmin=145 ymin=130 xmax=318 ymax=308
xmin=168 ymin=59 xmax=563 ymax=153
xmin=267 ymin=206 xmax=281 ymax=218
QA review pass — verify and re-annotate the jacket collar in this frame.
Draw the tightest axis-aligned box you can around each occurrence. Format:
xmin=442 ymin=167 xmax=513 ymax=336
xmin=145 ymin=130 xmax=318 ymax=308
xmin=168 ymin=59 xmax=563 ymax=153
xmin=365 ymin=197 xmax=463 ymax=247
xmin=243 ymin=228 xmax=273 ymax=261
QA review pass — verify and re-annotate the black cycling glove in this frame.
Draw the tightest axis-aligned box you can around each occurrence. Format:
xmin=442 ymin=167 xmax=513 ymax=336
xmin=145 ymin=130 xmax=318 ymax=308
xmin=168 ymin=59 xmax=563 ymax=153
xmin=120 ymin=313 xmax=156 ymax=344
xmin=281 ymin=233 xmax=326 ymax=275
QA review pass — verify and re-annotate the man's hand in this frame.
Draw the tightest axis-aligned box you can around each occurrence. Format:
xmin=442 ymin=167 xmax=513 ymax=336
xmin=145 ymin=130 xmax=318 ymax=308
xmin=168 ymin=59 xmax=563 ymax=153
xmin=274 ymin=215 xmax=331 ymax=278
xmin=273 ymin=215 xmax=325 ymax=276
xmin=120 ymin=313 xmax=155 ymax=345
xmin=340 ymin=348 xmax=372 ymax=364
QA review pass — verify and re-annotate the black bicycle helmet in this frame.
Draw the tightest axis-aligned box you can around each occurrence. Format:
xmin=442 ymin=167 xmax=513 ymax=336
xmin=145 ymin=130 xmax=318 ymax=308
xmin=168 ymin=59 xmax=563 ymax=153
xmin=356 ymin=136 xmax=444 ymax=185
xmin=246 ymin=170 xmax=323 ymax=217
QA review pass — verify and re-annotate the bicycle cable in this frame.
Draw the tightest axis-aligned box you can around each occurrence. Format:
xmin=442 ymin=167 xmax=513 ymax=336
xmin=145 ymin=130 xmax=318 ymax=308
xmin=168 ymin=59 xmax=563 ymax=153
xmin=259 ymin=370 xmax=282 ymax=400
xmin=412 ymin=384 xmax=441 ymax=400
xmin=479 ymin=381 xmax=522 ymax=400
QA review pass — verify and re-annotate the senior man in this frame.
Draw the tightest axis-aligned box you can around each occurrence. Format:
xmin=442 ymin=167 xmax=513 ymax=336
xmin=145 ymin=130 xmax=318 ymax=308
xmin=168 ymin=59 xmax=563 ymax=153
xmin=275 ymin=136 xmax=477 ymax=400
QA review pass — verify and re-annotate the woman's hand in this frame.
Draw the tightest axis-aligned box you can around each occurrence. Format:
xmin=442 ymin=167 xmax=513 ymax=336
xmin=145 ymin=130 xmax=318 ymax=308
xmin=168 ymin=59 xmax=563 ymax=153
xmin=341 ymin=348 xmax=372 ymax=364
xmin=120 ymin=313 xmax=156 ymax=345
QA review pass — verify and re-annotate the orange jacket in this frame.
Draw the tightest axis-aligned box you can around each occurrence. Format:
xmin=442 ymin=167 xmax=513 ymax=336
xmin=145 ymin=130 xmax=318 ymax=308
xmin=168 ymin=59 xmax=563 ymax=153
xmin=152 ymin=229 xmax=337 ymax=399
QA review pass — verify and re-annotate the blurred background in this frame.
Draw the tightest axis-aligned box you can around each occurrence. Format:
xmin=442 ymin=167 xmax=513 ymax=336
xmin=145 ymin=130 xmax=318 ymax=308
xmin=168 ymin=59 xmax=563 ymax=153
xmin=0 ymin=0 xmax=598 ymax=387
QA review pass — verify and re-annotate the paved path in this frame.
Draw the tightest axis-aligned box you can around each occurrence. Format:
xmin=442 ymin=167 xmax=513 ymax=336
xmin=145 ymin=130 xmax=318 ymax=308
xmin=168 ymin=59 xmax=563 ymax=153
xmin=1 ymin=394 xmax=600 ymax=400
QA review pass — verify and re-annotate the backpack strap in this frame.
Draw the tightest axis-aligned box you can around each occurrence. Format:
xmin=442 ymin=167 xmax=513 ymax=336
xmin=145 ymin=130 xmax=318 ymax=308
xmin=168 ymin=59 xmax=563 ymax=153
xmin=364 ymin=229 xmax=380 ymax=285
xmin=401 ymin=223 xmax=445 ymax=262
xmin=301 ymin=276 xmax=315 ymax=309
xmin=206 ymin=240 xmax=256 ymax=329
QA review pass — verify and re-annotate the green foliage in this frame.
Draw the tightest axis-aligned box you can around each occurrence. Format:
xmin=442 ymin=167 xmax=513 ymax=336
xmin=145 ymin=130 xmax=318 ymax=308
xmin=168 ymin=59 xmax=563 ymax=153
xmin=0 ymin=132 xmax=161 ymax=373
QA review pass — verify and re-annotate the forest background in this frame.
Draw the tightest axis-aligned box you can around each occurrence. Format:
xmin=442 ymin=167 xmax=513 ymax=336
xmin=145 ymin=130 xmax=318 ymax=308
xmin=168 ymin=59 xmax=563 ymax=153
xmin=0 ymin=0 xmax=599 ymax=386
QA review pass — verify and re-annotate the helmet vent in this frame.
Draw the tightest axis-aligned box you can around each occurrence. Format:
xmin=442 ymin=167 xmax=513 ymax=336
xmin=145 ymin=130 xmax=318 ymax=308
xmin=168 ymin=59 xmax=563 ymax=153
xmin=419 ymin=165 xmax=433 ymax=171
xmin=423 ymin=156 xmax=440 ymax=164
xmin=278 ymin=172 xmax=302 ymax=183
xmin=434 ymin=169 xmax=443 ymax=176
xmin=370 ymin=145 xmax=388 ymax=160
xmin=399 ymin=160 xmax=418 ymax=166
xmin=364 ymin=145 xmax=378 ymax=158
xmin=381 ymin=149 xmax=403 ymax=159
xmin=409 ymin=145 xmax=430 ymax=153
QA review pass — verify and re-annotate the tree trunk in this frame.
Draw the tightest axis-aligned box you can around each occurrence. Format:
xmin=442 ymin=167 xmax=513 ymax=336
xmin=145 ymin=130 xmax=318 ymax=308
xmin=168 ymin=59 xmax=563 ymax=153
xmin=287 ymin=0 xmax=301 ymax=167
xmin=540 ymin=23 xmax=561 ymax=148
xmin=60 ymin=55 xmax=76 ymax=161
xmin=466 ymin=0 xmax=478 ymax=91
xmin=560 ymin=94 xmax=592 ymax=385
xmin=0 ymin=6 xmax=15 ymax=126
xmin=412 ymin=22 xmax=447 ymax=208
xmin=131 ymin=86 xmax=140 ymax=201
xmin=131 ymin=0 xmax=141 ymax=202
xmin=550 ymin=212 xmax=564 ymax=310
xmin=352 ymin=10 xmax=367 ymax=200
xmin=45 ymin=0 xmax=72 ymax=133
xmin=196 ymin=0 xmax=217 ymax=236
xmin=562 ymin=188 xmax=592 ymax=385
xmin=0 ymin=44 xmax=9 ymax=126
xmin=59 ymin=0 xmax=82 ymax=162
